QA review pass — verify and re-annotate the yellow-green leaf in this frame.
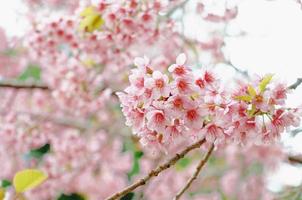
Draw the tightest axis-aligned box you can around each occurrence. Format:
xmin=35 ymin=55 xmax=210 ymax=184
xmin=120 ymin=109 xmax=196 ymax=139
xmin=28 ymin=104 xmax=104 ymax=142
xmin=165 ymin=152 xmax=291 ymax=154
xmin=80 ymin=7 xmax=95 ymax=17
xmin=234 ymin=95 xmax=252 ymax=102
xmin=82 ymin=58 xmax=96 ymax=68
xmin=13 ymin=169 xmax=47 ymax=193
xmin=259 ymin=74 xmax=273 ymax=93
xmin=79 ymin=7 xmax=104 ymax=32
xmin=248 ymin=105 xmax=257 ymax=117
xmin=0 ymin=188 xmax=4 ymax=200
xmin=247 ymin=85 xmax=257 ymax=97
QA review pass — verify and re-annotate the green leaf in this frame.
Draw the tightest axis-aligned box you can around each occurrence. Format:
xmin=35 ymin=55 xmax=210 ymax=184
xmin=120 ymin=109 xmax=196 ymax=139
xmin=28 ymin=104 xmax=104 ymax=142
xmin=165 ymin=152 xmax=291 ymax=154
xmin=18 ymin=65 xmax=41 ymax=81
xmin=3 ymin=48 xmax=17 ymax=57
xmin=57 ymin=193 xmax=86 ymax=200
xmin=29 ymin=143 xmax=50 ymax=159
xmin=13 ymin=169 xmax=47 ymax=193
xmin=121 ymin=192 xmax=135 ymax=200
xmin=176 ymin=157 xmax=191 ymax=171
xmin=123 ymin=138 xmax=144 ymax=180
xmin=1 ymin=180 xmax=11 ymax=188
xmin=259 ymin=74 xmax=273 ymax=93
xmin=122 ymin=138 xmax=136 ymax=152
xmin=128 ymin=151 xmax=144 ymax=180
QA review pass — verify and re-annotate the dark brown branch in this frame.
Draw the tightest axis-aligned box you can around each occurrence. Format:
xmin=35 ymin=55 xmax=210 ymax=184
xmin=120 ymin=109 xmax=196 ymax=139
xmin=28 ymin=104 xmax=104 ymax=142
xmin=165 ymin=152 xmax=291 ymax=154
xmin=288 ymin=78 xmax=302 ymax=90
xmin=0 ymin=79 xmax=49 ymax=90
xmin=174 ymin=143 xmax=214 ymax=200
xmin=288 ymin=155 xmax=302 ymax=164
xmin=105 ymin=138 xmax=206 ymax=200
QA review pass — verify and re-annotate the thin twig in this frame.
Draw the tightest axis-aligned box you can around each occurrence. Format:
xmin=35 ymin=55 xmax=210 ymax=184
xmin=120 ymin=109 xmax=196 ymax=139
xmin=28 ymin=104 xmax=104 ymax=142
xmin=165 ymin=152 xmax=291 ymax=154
xmin=166 ymin=0 xmax=190 ymax=17
xmin=174 ymin=143 xmax=215 ymax=200
xmin=224 ymin=60 xmax=249 ymax=78
xmin=291 ymin=128 xmax=302 ymax=136
xmin=105 ymin=138 xmax=206 ymax=200
xmin=288 ymin=78 xmax=302 ymax=90
xmin=0 ymin=79 xmax=49 ymax=90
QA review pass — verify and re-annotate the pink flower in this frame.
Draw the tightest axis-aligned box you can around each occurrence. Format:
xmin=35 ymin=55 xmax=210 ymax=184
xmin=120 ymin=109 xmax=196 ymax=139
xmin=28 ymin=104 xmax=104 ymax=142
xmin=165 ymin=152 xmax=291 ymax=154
xmin=168 ymin=53 xmax=192 ymax=78
xmin=171 ymin=77 xmax=196 ymax=95
xmin=183 ymin=101 xmax=205 ymax=130
xmin=145 ymin=71 xmax=170 ymax=99
xmin=146 ymin=106 xmax=168 ymax=133
xmin=127 ymin=69 xmax=146 ymax=95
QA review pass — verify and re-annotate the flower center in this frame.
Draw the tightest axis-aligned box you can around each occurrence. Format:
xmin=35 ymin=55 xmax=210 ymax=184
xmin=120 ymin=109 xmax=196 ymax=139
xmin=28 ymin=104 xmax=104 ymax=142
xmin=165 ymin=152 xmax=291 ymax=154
xmin=173 ymin=98 xmax=183 ymax=108
xmin=187 ymin=109 xmax=198 ymax=121
xmin=155 ymin=79 xmax=164 ymax=89
xmin=175 ymin=66 xmax=185 ymax=76
xmin=155 ymin=112 xmax=165 ymax=123
xmin=177 ymin=80 xmax=188 ymax=91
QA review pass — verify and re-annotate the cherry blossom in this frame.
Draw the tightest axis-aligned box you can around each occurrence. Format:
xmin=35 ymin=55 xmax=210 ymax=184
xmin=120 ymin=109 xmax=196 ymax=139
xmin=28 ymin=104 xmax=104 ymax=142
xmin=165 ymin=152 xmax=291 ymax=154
xmin=119 ymin=54 xmax=301 ymax=151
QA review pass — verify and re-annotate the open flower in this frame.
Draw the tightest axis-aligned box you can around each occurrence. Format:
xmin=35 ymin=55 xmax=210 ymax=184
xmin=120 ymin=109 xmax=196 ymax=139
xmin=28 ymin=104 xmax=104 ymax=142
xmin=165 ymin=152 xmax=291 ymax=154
xmin=145 ymin=71 xmax=170 ymax=99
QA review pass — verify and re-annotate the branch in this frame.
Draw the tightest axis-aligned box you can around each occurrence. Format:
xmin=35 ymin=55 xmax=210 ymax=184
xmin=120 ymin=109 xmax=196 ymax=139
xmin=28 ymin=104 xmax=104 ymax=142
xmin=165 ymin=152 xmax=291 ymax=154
xmin=291 ymin=128 xmax=302 ymax=136
xmin=288 ymin=78 xmax=302 ymax=90
xmin=288 ymin=155 xmax=302 ymax=164
xmin=224 ymin=60 xmax=249 ymax=78
xmin=18 ymin=111 xmax=96 ymax=131
xmin=0 ymin=79 xmax=49 ymax=90
xmin=105 ymin=138 xmax=206 ymax=200
xmin=174 ymin=143 xmax=214 ymax=200
xmin=166 ymin=0 xmax=190 ymax=17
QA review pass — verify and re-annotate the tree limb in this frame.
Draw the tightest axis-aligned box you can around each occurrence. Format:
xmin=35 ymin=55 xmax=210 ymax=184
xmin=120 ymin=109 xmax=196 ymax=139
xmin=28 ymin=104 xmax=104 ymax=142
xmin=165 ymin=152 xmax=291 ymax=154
xmin=288 ymin=78 xmax=302 ymax=90
xmin=0 ymin=79 xmax=49 ymax=90
xmin=105 ymin=138 xmax=206 ymax=200
xmin=174 ymin=143 xmax=214 ymax=200
xmin=288 ymin=155 xmax=302 ymax=164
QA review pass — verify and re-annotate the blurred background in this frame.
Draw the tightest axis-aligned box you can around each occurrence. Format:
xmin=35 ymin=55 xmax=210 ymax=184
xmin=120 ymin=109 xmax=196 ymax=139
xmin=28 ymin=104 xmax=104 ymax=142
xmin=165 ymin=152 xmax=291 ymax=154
xmin=0 ymin=0 xmax=302 ymax=199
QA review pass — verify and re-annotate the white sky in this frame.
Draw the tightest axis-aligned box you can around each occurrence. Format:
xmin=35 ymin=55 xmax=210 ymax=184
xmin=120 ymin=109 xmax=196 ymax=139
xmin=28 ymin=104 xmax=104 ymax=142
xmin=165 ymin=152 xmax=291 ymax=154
xmin=0 ymin=0 xmax=301 ymax=191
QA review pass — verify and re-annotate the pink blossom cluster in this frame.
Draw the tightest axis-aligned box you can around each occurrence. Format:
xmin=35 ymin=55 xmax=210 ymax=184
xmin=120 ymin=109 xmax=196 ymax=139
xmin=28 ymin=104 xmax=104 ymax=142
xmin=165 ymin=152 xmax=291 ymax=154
xmin=0 ymin=81 xmax=131 ymax=199
xmin=0 ymin=113 xmax=132 ymax=200
xmin=25 ymin=0 xmax=187 ymax=117
xmin=0 ymin=28 xmax=29 ymax=78
xmin=118 ymin=54 xmax=301 ymax=152
xmin=197 ymin=0 xmax=238 ymax=23
xmin=27 ymin=132 xmax=132 ymax=200
xmin=24 ymin=0 xmax=80 ymax=12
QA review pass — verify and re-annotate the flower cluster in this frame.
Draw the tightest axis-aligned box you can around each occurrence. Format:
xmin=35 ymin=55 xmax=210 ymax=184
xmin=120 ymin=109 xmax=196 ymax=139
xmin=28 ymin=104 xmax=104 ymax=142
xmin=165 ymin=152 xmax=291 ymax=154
xmin=0 ymin=112 xmax=132 ymax=200
xmin=118 ymin=54 xmax=301 ymax=152
xmin=25 ymin=1 xmax=187 ymax=117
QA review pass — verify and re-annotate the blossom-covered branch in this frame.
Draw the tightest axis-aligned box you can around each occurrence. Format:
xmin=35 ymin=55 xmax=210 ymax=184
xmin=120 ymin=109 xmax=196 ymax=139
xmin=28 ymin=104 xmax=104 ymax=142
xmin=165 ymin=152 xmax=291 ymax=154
xmin=118 ymin=54 xmax=301 ymax=151
xmin=105 ymin=138 xmax=206 ymax=200
xmin=174 ymin=143 xmax=215 ymax=200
